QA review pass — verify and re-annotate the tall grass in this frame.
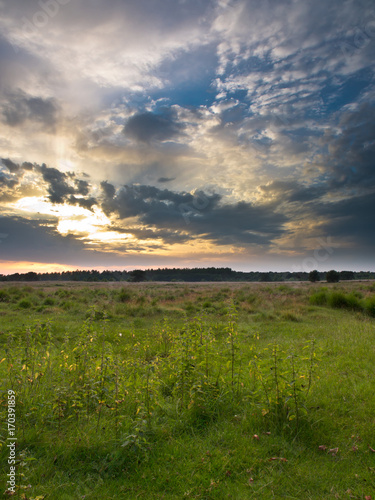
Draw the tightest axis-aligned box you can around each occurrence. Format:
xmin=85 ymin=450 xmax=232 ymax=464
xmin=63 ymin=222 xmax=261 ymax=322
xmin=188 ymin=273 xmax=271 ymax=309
xmin=310 ymin=288 xmax=375 ymax=316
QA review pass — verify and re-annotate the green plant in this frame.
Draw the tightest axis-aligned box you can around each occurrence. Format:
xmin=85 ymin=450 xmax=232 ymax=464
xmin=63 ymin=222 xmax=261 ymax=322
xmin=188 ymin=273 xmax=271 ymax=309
xmin=363 ymin=295 xmax=375 ymax=317
xmin=326 ymin=269 xmax=340 ymax=283
xmin=43 ymin=297 xmax=55 ymax=306
xmin=0 ymin=289 xmax=9 ymax=302
xmin=309 ymin=269 xmax=320 ymax=282
xmin=18 ymin=298 xmax=32 ymax=309
xmin=226 ymin=300 xmax=238 ymax=391
xmin=251 ymin=340 xmax=318 ymax=433
xmin=309 ymin=289 xmax=328 ymax=306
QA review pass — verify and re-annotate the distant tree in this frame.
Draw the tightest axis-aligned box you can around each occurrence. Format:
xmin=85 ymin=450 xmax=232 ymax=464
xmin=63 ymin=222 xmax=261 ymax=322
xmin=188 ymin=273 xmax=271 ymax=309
xmin=326 ymin=270 xmax=340 ymax=283
xmin=129 ymin=270 xmax=146 ymax=282
xmin=24 ymin=271 xmax=39 ymax=281
xmin=260 ymin=272 xmax=271 ymax=282
xmin=339 ymin=270 xmax=355 ymax=281
xmin=309 ymin=270 xmax=320 ymax=282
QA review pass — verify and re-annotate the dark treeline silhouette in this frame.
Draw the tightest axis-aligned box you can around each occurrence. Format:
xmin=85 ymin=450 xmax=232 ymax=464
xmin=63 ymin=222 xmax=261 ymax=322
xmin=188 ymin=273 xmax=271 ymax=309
xmin=0 ymin=268 xmax=374 ymax=282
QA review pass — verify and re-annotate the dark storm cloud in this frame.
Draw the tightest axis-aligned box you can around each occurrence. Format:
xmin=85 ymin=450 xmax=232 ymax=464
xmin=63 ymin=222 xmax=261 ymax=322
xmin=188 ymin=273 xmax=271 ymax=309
xmin=100 ymin=183 xmax=287 ymax=246
xmin=315 ymin=193 xmax=375 ymax=247
xmin=260 ymin=102 xmax=375 ymax=206
xmin=74 ymin=179 xmax=90 ymax=196
xmin=124 ymin=108 xmax=184 ymax=143
xmin=37 ymin=163 xmax=95 ymax=208
xmin=259 ymin=180 xmax=327 ymax=204
xmin=323 ymin=103 xmax=375 ymax=190
xmin=158 ymin=177 xmax=175 ymax=183
xmin=0 ymin=159 xmax=96 ymax=206
xmin=1 ymin=158 xmax=36 ymax=174
xmin=21 ymin=162 xmax=34 ymax=170
xmin=0 ymin=173 xmax=18 ymax=189
xmin=100 ymin=181 xmax=116 ymax=199
xmin=1 ymin=90 xmax=59 ymax=130
xmin=0 ymin=215 xmax=133 ymax=266
xmin=109 ymin=224 xmax=190 ymax=244
xmin=0 ymin=216 xmax=84 ymax=262
xmin=101 ymin=184 xmax=219 ymax=219
xmin=67 ymin=195 xmax=97 ymax=211
xmin=39 ymin=164 xmax=75 ymax=204
xmin=1 ymin=158 xmax=20 ymax=173
xmin=0 ymin=158 xmax=33 ymax=199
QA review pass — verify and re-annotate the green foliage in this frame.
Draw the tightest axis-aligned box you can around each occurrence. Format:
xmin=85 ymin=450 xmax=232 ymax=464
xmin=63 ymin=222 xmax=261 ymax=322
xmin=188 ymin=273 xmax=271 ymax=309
xmin=118 ymin=287 xmax=132 ymax=302
xmin=310 ymin=288 xmax=374 ymax=315
xmin=128 ymin=270 xmax=147 ymax=282
xmin=43 ymin=297 xmax=55 ymax=306
xmin=250 ymin=340 xmax=318 ymax=433
xmin=18 ymin=298 xmax=32 ymax=308
xmin=1 ymin=281 xmax=375 ymax=499
xmin=308 ymin=270 xmax=320 ymax=282
xmin=326 ymin=269 xmax=340 ymax=283
xmin=327 ymin=291 xmax=362 ymax=310
xmin=363 ymin=295 xmax=375 ymax=317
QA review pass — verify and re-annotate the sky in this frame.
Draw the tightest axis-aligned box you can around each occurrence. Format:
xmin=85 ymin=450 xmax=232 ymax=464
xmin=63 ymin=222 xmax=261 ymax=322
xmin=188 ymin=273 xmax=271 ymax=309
xmin=0 ymin=0 xmax=374 ymax=274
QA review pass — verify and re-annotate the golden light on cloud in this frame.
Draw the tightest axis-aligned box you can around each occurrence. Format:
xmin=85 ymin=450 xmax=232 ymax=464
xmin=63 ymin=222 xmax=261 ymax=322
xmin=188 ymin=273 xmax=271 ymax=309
xmin=0 ymin=261 xmax=79 ymax=275
xmin=13 ymin=196 xmax=112 ymax=239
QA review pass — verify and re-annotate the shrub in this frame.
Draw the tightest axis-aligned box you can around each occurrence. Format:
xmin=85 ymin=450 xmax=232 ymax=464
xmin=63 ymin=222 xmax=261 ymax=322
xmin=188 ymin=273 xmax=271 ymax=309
xmin=344 ymin=293 xmax=363 ymax=311
xmin=0 ymin=289 xmax=9 ymax=302
xmin=43 ymin=297 xmax=55 ymax=306
xmin=309 ymin=290 xmax=328 ymax=306
xmin=18 ymin=298 xmax=32 ymax=309
xmin=327 ymin=291 xmax=362 ymax=311
xmin=118 ymin=288 xmax=132 ymax=303
xmin=364 ymin=296 xmax=375 ymax=317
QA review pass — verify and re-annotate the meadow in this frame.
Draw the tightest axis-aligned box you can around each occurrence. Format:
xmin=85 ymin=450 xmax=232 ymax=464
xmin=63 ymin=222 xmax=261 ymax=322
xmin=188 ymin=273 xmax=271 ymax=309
xmin=0 ymin=280 xmax=375 ymax=499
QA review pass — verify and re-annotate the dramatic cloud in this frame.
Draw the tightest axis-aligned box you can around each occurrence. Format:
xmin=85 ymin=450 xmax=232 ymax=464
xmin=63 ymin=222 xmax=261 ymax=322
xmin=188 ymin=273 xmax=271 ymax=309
xmin=1 ymin=158 xmax=20 ymax=173
xmin=0 ymin=215 xmax=85 ymax=262
xmin=124 ymin=108 xmax=185 ymax=143
xmin=158 ymin=177 xmax=175 ymax=183
xmin=0 ymin=0 xmax=374 ymax=271
xmin=100 ymin=183 xmax=287 ymax=247
xmin=1 ymin=90 xmax=59 ymax=130
xmin=37 ymin=163 xmax=96 ymax=208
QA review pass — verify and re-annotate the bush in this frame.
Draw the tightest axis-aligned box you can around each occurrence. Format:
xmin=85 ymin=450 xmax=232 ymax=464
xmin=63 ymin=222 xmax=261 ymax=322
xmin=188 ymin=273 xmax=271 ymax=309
xmin=344 ymin=293 xmax=363 ymax=311
xmin=0 ymin=289 xmax=9 ymax=302
xmin=18 ymin=298 xmax=32 ymax=309
xmin=118 ymin=288 xmax=132 ymax=303
xmin=43 ymin=297 xmax=55 ymax=306
xmin=364 ymin=296 xmax=375 ymax=317
xmin=327 ymin=292 xmax=362 ymax=311
xmin=309 ymin=290 xmax=328 ymax=306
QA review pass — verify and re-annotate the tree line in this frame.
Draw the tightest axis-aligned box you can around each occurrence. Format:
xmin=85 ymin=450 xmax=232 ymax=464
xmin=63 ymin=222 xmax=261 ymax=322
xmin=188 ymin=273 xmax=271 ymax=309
xmin=0 ymin=268 xmax=374 ymax=282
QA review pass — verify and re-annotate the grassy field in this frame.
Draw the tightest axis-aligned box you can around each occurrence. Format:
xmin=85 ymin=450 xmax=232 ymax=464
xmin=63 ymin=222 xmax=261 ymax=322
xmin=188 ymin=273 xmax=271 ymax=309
xmin=0 ymin=281 xmax=375 ymax=499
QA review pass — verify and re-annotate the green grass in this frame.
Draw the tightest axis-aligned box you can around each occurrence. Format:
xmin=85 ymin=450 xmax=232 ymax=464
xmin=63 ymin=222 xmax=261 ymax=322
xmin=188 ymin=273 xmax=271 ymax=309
xmin=0 ymin=281 xmax=375 ymax=499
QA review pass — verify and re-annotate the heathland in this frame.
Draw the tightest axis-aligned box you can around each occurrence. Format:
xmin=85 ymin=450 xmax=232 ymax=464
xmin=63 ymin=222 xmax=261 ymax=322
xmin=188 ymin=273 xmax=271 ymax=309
xmin=0 ymin=281 xmax=374 ymax=499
